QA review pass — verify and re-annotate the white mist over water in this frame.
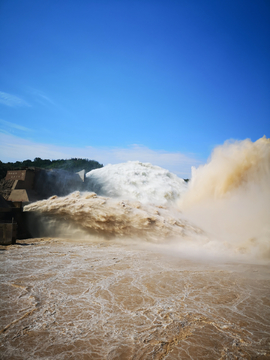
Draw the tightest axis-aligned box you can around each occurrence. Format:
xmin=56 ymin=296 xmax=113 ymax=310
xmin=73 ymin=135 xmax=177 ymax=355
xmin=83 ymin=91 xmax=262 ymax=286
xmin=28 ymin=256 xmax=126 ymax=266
xmin=24 ymin=137 xmax=270 ymax=263
xmin=178 ymin=136 xmax=270 ymax=261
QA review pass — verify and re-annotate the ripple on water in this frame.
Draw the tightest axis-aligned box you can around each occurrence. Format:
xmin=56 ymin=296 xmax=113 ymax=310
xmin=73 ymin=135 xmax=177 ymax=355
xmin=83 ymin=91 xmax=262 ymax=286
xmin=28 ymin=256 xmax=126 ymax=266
xmin=0 ymin=238 xmax=270 ymax=359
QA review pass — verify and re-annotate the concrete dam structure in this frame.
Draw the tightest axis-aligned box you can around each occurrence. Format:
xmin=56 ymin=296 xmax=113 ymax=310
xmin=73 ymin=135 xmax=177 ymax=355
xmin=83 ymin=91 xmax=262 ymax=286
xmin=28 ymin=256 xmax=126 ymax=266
xmin=0 ymin=168 xmax=86 ymax=244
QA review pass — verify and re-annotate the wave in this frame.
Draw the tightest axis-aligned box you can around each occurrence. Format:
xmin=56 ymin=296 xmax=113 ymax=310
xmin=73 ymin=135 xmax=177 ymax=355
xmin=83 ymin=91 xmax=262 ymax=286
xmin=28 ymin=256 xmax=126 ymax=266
xmin=24 ymin=191 xmax=203 ymax=242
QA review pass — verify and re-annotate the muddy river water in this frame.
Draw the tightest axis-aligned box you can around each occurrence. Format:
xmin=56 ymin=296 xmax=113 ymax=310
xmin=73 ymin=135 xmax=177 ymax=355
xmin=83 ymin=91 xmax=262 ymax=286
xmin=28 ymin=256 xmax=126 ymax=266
xmin=1 ymin=237 xmax=270 ymax=359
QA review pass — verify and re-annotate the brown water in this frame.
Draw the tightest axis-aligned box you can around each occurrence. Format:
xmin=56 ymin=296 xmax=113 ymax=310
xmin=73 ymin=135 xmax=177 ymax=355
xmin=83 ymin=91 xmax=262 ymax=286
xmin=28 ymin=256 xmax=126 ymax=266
xmin=1 ymin=237 xmax=270 ymax=359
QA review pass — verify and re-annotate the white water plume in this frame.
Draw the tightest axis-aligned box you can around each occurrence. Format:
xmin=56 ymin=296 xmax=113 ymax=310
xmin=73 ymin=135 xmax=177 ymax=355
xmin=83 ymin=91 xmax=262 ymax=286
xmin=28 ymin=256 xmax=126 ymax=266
xmin=24 ymin=137 xmax=270 ymax=262
xmin=24 ymin=162 xmax=194 ymax=242
xmin=85 ymin=161 xmax=187 ymax=205
xmin=24 ymin=191 xmax=203 ymax=242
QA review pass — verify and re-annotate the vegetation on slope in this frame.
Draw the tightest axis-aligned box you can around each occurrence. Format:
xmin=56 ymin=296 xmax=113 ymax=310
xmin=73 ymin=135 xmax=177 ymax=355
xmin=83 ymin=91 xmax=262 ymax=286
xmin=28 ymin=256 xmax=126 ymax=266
xmin=0 ymin=158 xmax=103 ymax=180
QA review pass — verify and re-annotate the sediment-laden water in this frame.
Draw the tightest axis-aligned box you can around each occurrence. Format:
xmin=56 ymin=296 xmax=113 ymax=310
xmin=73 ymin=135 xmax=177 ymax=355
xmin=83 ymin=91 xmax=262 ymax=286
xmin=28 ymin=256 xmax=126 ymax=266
xmin=1 ymin=238 xmax=270 ymax=359
xmin=1 ymin=137 xmax=270 ymax=358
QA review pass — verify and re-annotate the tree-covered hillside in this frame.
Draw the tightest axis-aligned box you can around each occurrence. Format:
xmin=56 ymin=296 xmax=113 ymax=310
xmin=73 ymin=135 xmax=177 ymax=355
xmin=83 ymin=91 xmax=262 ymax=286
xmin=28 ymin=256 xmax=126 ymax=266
xmin=0 ymin=158 xmax=103 ymax=180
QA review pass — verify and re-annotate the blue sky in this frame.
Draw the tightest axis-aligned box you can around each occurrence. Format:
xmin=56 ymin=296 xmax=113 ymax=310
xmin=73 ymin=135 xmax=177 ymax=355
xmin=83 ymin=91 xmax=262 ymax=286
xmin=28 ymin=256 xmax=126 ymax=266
xmin=0 ymin=0 xmax=269 ymax=177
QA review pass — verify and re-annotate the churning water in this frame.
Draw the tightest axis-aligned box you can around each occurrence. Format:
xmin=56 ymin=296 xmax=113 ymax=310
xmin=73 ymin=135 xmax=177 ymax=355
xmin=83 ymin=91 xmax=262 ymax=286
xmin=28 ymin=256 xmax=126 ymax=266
xmin=1 ymin=137 xmax=270 ymax=359
xmin=24 ymin=136 xmax=270 ymax=263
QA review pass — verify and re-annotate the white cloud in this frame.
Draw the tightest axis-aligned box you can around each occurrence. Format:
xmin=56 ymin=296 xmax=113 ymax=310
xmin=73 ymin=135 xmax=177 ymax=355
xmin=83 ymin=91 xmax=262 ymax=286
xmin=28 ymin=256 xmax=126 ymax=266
xmin=0 ymin=91 xmax=30 ymax=107
xmin=0 ymin=133 xmax=69 ymax=162
xmin=0 ymin=133 xmax=201 ymax=177
xmin=0 ymin=119 xmax=32 ymax=132
xmin=29 ymin=88 xmax=56 ymax=106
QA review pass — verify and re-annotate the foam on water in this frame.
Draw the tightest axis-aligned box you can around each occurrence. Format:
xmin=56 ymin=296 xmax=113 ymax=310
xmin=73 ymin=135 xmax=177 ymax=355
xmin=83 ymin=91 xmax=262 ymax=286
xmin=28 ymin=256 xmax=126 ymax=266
xmin=2 ymin=238 xmax=270 ymax=359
